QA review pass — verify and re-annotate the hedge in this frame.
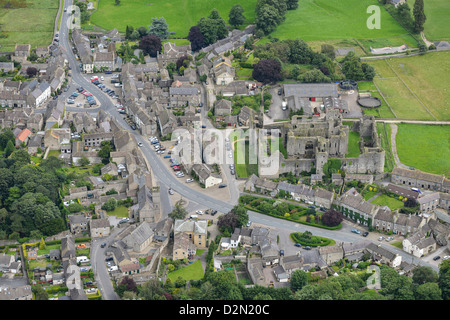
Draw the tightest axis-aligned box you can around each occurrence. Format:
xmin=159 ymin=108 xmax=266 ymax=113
xmin=290 ymin=232 xmax=334 ymax=247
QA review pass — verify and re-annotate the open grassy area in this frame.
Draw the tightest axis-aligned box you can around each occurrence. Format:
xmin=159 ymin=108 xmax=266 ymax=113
xmin=106 ymin=205 xmax=129 ymax=218
xmin=370 ymin=194 xmax=404 ymax=211
xmin=376 ymin=122 xmax=394 ymax=172
xmin=346 ymin=131 xmax=361 ymax=158
xmin=411 ymin=0 xmax=450 ymax=41
xmin=167 ymin=260 xmax=204 ymax=282
xmin=91 ymin=0 xmax=257 ymax=37
xmin=0 ymin=0 xmax=59 ymax=52
xmin=367 ymin=51 xmax=450 ymax=120
xmin=233 ymin=139 xmax=258 ymax=178
xmin=395 ymin=123 xmax=450 ymax=177
xmin=268 ymin=0 xmax=415 ymax=48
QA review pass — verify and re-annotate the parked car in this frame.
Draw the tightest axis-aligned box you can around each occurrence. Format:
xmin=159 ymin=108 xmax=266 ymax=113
xmin=138 ymin=142 xmax=143 ymax=147
xmin=363 ymin=232 xmax=369 ymax=237
xmin=386 ymin=236 xmax=394 ymax=242
xmin=168 ymin=188 xmax=174 ymax=195
xmin=294 ymin=243 xmax=302 ymax=247
xmin=186 ymin=178 xmax=194 ymax=183
xmin=433 ymin=256 xmax=441 ymax=261
xmin=101 ymin=242 xmax=107 ymax=248
xmin=196 ymin=210 xmax=204 ymax=215
xmin=351 ymin=229 xmax=361 ymax=234
xmin=280 ymin=250 xmax=284 ymax=256
xmin=211 ymin=210 xmax=217 ymax=216
xmin=378 ymin=236 xmax=384 ymax=241
xmin=218 ymin=184 xmax=227 ymax=188
xmin=304 ymin=246 xmax=311 ymax=250
xmin=246 ymin=220 xmax=252 ymax=227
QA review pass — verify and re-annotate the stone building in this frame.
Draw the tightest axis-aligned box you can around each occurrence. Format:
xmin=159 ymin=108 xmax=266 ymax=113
xmin=391 ymin=167 xmax=449 ymax=192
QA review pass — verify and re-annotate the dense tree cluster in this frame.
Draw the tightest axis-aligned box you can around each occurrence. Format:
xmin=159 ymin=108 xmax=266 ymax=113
xmin=341 ymin=51 xmax=375 ymax=81
xmin=252 ymin=59 xmax=282 ymax=84
xmin=115 ymin=259 xmax=450 ymax=301
xmin=255 ymin=0 xmax=297 ymax=35
xmin=0 ymin=144 xmax=67 ymax=239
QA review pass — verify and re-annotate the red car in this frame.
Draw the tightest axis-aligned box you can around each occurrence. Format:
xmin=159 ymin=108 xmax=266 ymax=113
xmin=173 ymin=166 xmax=180 ymax=171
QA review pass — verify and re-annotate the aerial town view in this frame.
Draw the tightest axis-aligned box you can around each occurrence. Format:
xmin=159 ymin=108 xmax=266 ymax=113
xmin=0 ymin=0 xmax=448 ymax=311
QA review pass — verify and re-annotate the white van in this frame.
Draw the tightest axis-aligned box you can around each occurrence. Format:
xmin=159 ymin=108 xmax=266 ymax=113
xmin=76 ymin=256 xmax=90 ymax=263
xmin=108 ymin=266 xmax=118 ymax=272
xmin=190 ymin=215 xmax=198 ymax=219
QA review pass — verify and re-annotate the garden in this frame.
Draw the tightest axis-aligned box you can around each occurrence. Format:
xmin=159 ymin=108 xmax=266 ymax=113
xmin=290 ymin=231 xmax=335 ymax=248
xmin=239 ymin=195 xmax=342 ymax=230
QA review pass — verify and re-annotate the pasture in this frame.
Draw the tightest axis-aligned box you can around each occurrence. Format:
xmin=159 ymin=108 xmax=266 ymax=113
xmin=395 ymin=123 xmax=450 ymax=177
xmin=268 ymin=0 xmax=415 ymax=48
xmin=90 ymin=0 xmax=257 ymax=38
xmin=367 ymin=51 xmax=450 ymax=121
xmin=411 ymin=0 xmax=450 ymax=41
xmin=0 ymin=0 xmax=59 ymax=52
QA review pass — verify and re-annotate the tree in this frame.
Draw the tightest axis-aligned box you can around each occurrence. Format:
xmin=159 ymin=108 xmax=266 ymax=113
xmin=217 ymin=212 xmax=239 ymax=233
xmin=168 ymin=201 xmax=188 ymax=221
xmin=290 ymin=269 xmax=308 ymax=292
xmin=321 ymin=209 xmax=344 ymax=227
xmin=148 ymin=17 xmax=169 ymax=40
xmin=176 ymin=55 xmax=190 ymax=71
xmin=255 ymin=5 xmax=281 ymax=35
xmin=252 ymin=59 xmax=282 ymax=84
xmin=4 ymin=140 xmax=15 ymax=158
xmin=33 ymin=285 xmax=49 ymax=300
xmin=404 ymin=198 xmax=418 ymax=208
xmin=321 ymin=44 xmax=336 ymax=60
xmin=415 ymin=282 xmax=442 ymax=300
xmin=39 ymin=237 xmax=46 ymax=250
xmin=231 ymin=204 xmax=249 ymax=227
xmin=413 ymin=0 xmax=426 ymax=34
xmin=115 ymin=0 xmax=120 ymax=5
xmin=228 ymin=4 xmax=246 ymax=29
xmin=187 ymin=25 xmax=205 ymax=52
xmin=286 ymin=0 xmax=299 ymax=10
xmin=125 ymin=25 xmax=134 ymax=40
xmin=98 ymin=141 xmax=112 ymax=164
xmin=26 ymin=67 xmax=38 ymax=78
xmin=78 ymin=156 xmax=90 ymax=167
xmin=197 ymin=10 xmax=228 ymax=46
xmin=412 ymin=266 xmax=438 ymax=285
xmin=298 ymin=69 xmax=331 ymax=83
xmin=137 ymin=26 xmax=149 ymax=38
xmin=438 ymin=259 xmax=450 ymax=300
xmin=341 ymin=51 xmax=365 ymax=81
xmin=116 ymin=276 xmax=137 ymax=297
xmin=101 ymin=197 xmax=117 ymax=212
xmin=139 ymin=35 xmax=162 ymax=57
xmin=289 ymin=39 xmax=312 ymax=64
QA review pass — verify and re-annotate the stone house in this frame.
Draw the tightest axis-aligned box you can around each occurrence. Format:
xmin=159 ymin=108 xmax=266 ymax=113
xmin=28 ymin=134 xmax=43 ymax=155
xmin=417 ymin=193 xmax=440 ymax=212
xmin=336 ymin=188 xmax=378 ymax=227
xmin=173 ymin=219 xmax=207 ymax=260
xmin=373 ymin=207 xmax=395 ymax=232
xmin=365 ymin=243 xmax=402 ymax=268
xmin=69 ymin=214 xmax=89 ymax=234
xmin=121 ymin=222 xmax=154 ymax=253
xmin=214 ymin=99 xmax=232 ymax=116
xmin=402 ymin=231 xmax=437 ymax=258
xmin=93 ymin=51 xmax=116 ymax=71
xmin=342 ymin=240 xmax=372 ymax=262
xmin=90 ymin=218 xmax=111 ymax=238
xmin=12 ymin=44 xmax=31 ymax=62
xmin=439 ymin=193 xmax=450 ymax=210
xmin=259 ymin=238 xmax=279 ymax=266
xmin=0 ymin=62 xmax=14 ymax=73
xmin=391 ymin=167 xmax=449 ymax=192
xmin=214 ymin=63 xmax=235 ymax=86
xmin=153 ymin=218 xmax=173 ymax=241
xmin=36 ymin=46 xmax=49 ymax=58
xmin=15 ymin=128 xmax=31 ymax=146
xmin=386 ymin=183 xmax=419 ymax=200
xmin=192 ymin=163 xmax=222 ymax=188
xmin=83 ymin=131 xmax=114 ymax=147
xmin=318 ymin=245 xmax=344 ymax=265
xmin=60 ymin=235 xmax=76 ymax=261
xmin=238 ymin=106 xmax=255 ymax=126
xmin=393 ymin=214 xmax=425 ymax=236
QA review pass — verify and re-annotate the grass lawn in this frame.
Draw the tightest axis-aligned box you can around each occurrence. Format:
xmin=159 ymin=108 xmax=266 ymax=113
xmin=233 ymin=139 xmax=258 ymax=178
xmin=346 ymin=131 xmax=361 ymax=158
xmin=395 ymin=124 xmax=450 ymax=177
xmin=106 ymin=205 xmax=129 ymax=218
xmin=47 ymin=150 xmax=61 ymax=158
xmin=167 ymin=260 xmax=204 ymax=282
xmin=411 ymin=0 xmax=450 ymax=41
xmin=268 ymin=0 xmax=414 ymax=45
xmin=37 ymin=244 xmax=61 ymax=256
xmin=376 ymin=122 xmax=394 ymax=172
xmin=91 ymin=0 xmax=257 ymax=37
xmin=367 ymin=52 xmax=450 ymax=121
xmin=363 ymin=191 xmax=379 ymax=201
xmin=268 ymin=137 xmax=287 ymax=159
xmin=0 ymin=0 xmax=59 ymax=52
xmin=370 ymin=194 xmax=404 ymax=211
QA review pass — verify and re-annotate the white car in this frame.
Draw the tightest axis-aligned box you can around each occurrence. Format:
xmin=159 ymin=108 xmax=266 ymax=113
xmin=101 ymin=76 xmax=104 ymax=81
xmin=186 ymin=178 xmax=194 ymax=183
xmin=168 ymin=188 xmax=174 ymax=195
xmin=228 ymin=152 xmax=233 ymax=158
xmin=138 ymin=142 xmax=143 ymax=147
xmin=378 ymin=236 xmax=384 ymax=241
xmin=196 ymin=210 xmax=204 ymax=215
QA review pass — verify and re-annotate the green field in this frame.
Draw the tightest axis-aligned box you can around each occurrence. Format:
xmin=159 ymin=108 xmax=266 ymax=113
xmin=268 ymin=0 xmax=415 ymax=47
xmin=412 ymin=0 xmax=450 ymax=41
xmin=395 ymin=124 xmax=450 ymax=177
xmin=376 ymin=122 xmax=394 ymax=172
xmin=367 ymin=51 xmax=450 ymax=120
xmin=91 ymin=0 xmax=257 ymax=37
xmin=0 ymin=0 xmax=59 ymax=52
